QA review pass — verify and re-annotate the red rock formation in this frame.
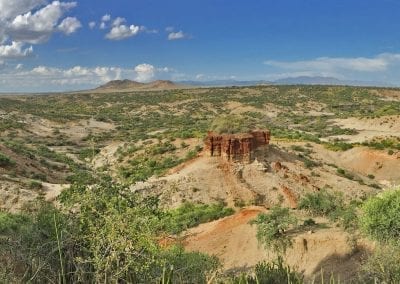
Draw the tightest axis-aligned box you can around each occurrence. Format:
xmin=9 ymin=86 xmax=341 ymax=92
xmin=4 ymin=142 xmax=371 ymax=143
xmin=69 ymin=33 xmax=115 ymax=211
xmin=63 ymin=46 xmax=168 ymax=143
xmin=205 ymin=130 xmax=270 ymax=162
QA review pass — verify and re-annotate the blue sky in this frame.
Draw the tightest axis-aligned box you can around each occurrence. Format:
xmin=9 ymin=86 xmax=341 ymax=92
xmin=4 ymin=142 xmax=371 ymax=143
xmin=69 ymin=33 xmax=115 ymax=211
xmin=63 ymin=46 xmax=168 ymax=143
xmin=1 ymin=0 xmax=400 ymax=91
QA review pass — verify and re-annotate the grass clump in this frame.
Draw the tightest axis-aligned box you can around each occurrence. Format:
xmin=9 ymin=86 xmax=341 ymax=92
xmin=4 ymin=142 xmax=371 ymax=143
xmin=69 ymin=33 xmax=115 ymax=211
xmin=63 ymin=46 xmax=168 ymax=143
xmin=228 ymin=257 xmax=303 ymax=284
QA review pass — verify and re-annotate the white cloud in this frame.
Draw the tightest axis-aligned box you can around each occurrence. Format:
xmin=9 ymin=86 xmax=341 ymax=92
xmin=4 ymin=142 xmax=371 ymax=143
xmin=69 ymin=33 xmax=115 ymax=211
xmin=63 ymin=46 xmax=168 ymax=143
xmin=0 ymin=0 xmax=46 ymax=21
xmin=0 ymin=41 xmax=33 ymax=59
xmin=15 ymin=63 xmax=23 ymax=70
xmin=134 ymin=63 xmax=155 ymax=82
xmin=8 ymin=1 xmax=79 ymax=44
xmin=112 ymin=17 xmax=125 ymax=27
xmin=101 ymin=14 xmax=111 ymax=22
xmin=165 ymin=26 xmax=174 ymax=32
xmin=58 ymin=17 xmax=81 ymax=35
xmin=88 ymin=21 xmax=96 ymax=29
xmin=99 ymin=22 xmax=106 ymax=30
xmin=140 ymin=26 xmax=158 ymax=34
xmin=264 ymin=54 xmax=396 ymax=73
xmin=105 ymin=24 xmax=140 ymax=40
xmin=168 ymin=30 xmax=187 ymax=40
xmin=0 ymin=63 xmax=174 ymax=91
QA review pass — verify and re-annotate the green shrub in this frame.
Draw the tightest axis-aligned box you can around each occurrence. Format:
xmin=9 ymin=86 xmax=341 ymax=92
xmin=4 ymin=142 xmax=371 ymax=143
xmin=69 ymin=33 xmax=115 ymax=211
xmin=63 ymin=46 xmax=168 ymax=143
xmin=359 ymin=188 xmax=400 ymax=241
xmin=164 ymin=202 xmax=234 ymax=234
xmin=210 ymin=114 xmax=254 ymax=134
xmin=0 ymin=152 xmax=14 ymax=167
xmin=0 ymin=212 xmax=30 ymax=234
xmin=298 ymin=189 xmax=343 ymax=217
xmin=250 ymin=207 xmax=297 ymax=254
xmin=325 ymin=141 xmax=353 ymax=151
xmin=29 ymin=180 xmax=43 ymax=190
xmin=302 ymin=218 xmax=317 ymax=227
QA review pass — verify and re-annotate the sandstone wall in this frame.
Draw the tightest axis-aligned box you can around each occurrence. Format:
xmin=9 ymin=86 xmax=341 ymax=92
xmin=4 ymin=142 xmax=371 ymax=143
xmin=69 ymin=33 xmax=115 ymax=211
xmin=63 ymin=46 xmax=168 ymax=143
xmin=205 ymin=130 xmax=270 ymax=162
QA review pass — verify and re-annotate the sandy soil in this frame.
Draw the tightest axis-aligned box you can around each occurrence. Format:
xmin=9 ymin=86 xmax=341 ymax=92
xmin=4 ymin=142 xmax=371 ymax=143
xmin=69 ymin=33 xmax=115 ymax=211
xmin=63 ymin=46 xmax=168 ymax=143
xmin=310 ymin=144 xmax=400 ymax=187
xmin=133 ymin=144 xmax=374 ymax=209
xmin=183 ymin=207 xmax=370 ymax=282
xmin=329 ymin=115 xmax=400 ymax=143
xmin=24 ymin=115 xmax=115 ymax=142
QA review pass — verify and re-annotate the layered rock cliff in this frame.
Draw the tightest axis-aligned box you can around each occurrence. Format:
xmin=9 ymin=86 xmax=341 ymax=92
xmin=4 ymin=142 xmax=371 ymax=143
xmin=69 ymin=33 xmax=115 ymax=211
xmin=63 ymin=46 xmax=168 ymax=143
xmin=205 ymin=130 xmax=270 ymax=162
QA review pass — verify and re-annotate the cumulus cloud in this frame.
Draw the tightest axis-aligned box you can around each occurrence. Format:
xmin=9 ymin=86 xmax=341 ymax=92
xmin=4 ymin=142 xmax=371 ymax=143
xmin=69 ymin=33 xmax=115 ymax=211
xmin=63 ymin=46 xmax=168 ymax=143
xmin=134 ymin=63 xmax=155 ymax=82
xmin=0 ymin=63 xmax=174 ymax=92
xmin=0 ymin=0 xmax=80 ymax=64
xmin=96 ymin=15 xmax=155 ymax=40
xmin=0 ymin=41 xmax=33 ymax=59
xmin=88 ymin=21 xmax=96 ymax=29
xmin=8 ymin=1 xmax=80 ymax=43
xmin=99 ymin=22 xmax=106 ymax=30
xmin=101 ymin=14 xmax=111 ymax=22
xmin=168 ymin=31 xmax=187 ymax=40
xmin=112 ymin=17 xmax=126 ymax=27
xmin=105 ymin=24 xmax=140 ymax=40
xmin=0 ymin=0 xmax=46 ymax=21
xmin=58 ymin=17 xmax=81 ymax=35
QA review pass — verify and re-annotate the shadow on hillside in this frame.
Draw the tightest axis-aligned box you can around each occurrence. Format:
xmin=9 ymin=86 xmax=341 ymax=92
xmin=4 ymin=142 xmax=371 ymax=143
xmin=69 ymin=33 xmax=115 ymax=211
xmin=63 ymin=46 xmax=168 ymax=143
xmin=309 ymin=246 xmax=368 ymax=284
xmin=254 ymin=144 xmax=305 ymax=165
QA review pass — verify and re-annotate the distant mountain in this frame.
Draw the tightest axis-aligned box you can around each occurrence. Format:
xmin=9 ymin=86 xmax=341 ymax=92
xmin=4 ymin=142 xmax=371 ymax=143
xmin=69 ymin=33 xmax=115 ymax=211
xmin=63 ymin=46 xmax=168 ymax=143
xmin=95 ymin=79 xmax=184 ymax=91
xmin=272 ymin=76 xmax=391 ymax=87
xmin=179 ymin=76 xmax=392 ymax=88
xmin=274 ymin=76 xmax=343 ymax=85
xmin=95 ymin=77 xmax=392 ymax=93
xmin=178 ymin=80 xmax=271 ymax=87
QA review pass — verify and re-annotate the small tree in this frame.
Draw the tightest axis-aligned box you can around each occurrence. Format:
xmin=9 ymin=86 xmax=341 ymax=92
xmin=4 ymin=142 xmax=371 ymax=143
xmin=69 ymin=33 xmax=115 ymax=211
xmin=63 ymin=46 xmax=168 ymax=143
xmin=250 ymin=206 xmax=297 ymax=255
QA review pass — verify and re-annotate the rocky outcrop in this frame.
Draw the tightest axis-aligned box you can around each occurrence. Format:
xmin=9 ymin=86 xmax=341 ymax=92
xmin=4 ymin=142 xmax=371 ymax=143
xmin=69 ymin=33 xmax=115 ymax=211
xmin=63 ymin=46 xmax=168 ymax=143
xmin=205 ymin=130 xmax=270 ymax=162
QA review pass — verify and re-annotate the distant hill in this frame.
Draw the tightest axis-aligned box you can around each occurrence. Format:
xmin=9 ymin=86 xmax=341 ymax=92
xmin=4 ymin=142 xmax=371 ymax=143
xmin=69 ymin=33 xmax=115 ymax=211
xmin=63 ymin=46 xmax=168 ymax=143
xmin=178 ymin=80 xmax=271 ymax=87
xmin=96 ymin=79 xmax=145 ymax=90
xmin=273 ymin=76 xmax=391 ymax=87
xmin=95 ymin=79 xmax=185 ymax=92
xmin=179 ymin=76 xmax=391 ymax=88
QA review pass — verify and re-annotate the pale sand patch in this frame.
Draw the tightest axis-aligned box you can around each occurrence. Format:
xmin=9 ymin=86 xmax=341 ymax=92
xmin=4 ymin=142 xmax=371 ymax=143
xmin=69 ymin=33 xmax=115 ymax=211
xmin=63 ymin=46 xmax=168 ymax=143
xmin=42 ymin=182 xmax=69 ymax=202
xmin=328 ymin=115 xmax=400 ymax=143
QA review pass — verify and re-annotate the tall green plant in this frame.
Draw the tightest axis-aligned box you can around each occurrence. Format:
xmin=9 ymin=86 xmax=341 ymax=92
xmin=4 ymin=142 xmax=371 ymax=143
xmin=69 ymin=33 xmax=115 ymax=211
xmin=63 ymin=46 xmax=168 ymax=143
xmin=250 ymin=206 xmax=297 ymax=254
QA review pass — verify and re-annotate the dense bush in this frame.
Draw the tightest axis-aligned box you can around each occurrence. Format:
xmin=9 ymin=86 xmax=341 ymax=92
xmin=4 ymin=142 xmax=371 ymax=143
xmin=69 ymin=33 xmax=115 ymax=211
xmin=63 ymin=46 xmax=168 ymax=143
xmin=298 ymin=189 xmax=343 ymax=217
xmin=211 ymin=114 xmax=255 ymax=134
xmin=164 ymin=202 xmax=234 ymax=234
xmin=250 ymin=207 xmax=297 ymax=254
xmin=359 ymin=188 xmax=400 ymax=241
xmin=324 ymin=141 xmax=354 ymax=151
xmin=0 ymin=178 xmax=221 ymax=283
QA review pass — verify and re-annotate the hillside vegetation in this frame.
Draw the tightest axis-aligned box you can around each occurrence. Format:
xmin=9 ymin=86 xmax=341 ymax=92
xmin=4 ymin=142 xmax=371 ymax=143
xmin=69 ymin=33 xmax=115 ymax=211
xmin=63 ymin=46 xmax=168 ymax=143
xmin=1 ymin=85 xmax=400 ymax=282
